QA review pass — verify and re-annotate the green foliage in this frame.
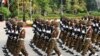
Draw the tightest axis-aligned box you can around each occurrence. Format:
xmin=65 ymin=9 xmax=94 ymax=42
xmin=9 ymin=0 xmax=18 ymax=17
xmin=0 ymin=7 xmax=11 ymax=18
xmin=90 ymin=11 xmax=100 ymax=16
xmin=4 ymin=0 xmax=99 ymax=19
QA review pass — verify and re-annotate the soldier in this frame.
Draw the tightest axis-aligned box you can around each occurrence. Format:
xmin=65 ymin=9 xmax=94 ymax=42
xmin=42 ymin=21 xmax=53 ymax=51
xmin=13 ymin=29 xmax=28 ymax=56
xmin=36 ymin=19 xmax=43 ymax=49
xmin=65 ymin=20 xmax=71 ymax=47
xmin=77 ymin=21 xmax=87 ymax=53
xmin=79 ymin=22 xmax=87 ymax=52
xmin=67 ymin=20 xmax=73 ymax=49
xmin=38 ymin=19 xmax=46 ymax=49
xmin=60 ymin=18 xmax=69 ymax=48
xmin=82 ymin=21 xmax=97 ymax=56
xmin=69 ymin=20 xmax=76 ymax=48
xmin=91 ymin=18 xmax=99 ymax=43
xmin=32 ymin=19 xmax=41 ymax=47
xmin=96 ymin=19 xmax=100 ymax=46
xmin=31 ymin=19 xmax=38 ymax=45
xmin=74 ymin=21 xmax=81 ymax=52
xmin=5 ymin=19 xmax=17 ymax=54
xmin=46 ymin=21 xmax=62 ymax=56
xmin=61 ymin=19 xmax=69 ymax=48
xmin=6 ymin=20 xmax=13 ymax=49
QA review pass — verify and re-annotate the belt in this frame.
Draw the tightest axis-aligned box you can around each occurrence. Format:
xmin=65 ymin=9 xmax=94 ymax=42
xmin=85 ymin=38 xmax=91 ymax=40
xmin=18 ymin=38 xmax=24 ymax=40
xmin=50 ymin=38 xmax=57 ymax=40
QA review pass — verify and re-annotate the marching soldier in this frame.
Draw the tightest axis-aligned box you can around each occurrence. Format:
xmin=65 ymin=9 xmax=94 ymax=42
xmin=60 ymin=18 xmax=69 ymax=48
xmin=74 ymin=21 xmax=81 ymax=52
xmin=13 ymin=29 xmax=28 ymax=56
xmin=42 ymin=21 xmax=53 ymax=51
xmin=69 ymin=20 xmax=76 ymax=48
xmin=46 ymin=21 xmax=62 ymax=56
xmin=82 ymin=21 xmax=97 ymax=56
xmin=96 ymin=19 xmax=100 ymax=46
xmin=92 ymin=18 xmax=98 ymax=43
xmin=77 ymin=21 xmax=87 ymax=52
xmin=67 ymin=20 xmax=73 ymax=49
xmin=31 ymin=19 xmax=38 ymax=45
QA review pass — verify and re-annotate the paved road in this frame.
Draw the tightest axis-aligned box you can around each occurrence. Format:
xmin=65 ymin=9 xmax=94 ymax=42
xmin=0 ymin=21 xmax=100 ymax=56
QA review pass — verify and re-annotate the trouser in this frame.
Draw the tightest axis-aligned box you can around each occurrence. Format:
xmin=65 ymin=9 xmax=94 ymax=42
xmin=77 ymin=38 xmax=83 ymax=52
xmin=67 ymin=35 xmax=72 ymax=48
xmin=35 ymin=35 xmax=40 ymax=47
xmin=36 ymin=37 xmax=41 ymax=48
xmin=32 ymin=33 xmax=37 ymax=44
xmin=65 ymin=32 xmax=70 ymax=46
xmin=92 ymin=33 xmax=98 ymax=43
xmin=46 ymin=39 xmax=61 ymax=56
xmin=40 ymin=38 xmax=45 ymax=50
xmin=6 ymin=36 xmax=11 ymax=49
xmin=70 ymin=36 xmax=75 ymax=48
xmin=42 ymin=39 xmax=49 ymax=52
xmin=61 ymin=31 xmax=66 ymax=44
xmin=74 ymin=35 xmax=78 ymax=50
xmin=13 ymin=47 xmax=28 ymax=56
xmin=59 ymin=31 xmax=63 ymax=39
xmin=96 ymin=34 xmax=100 ymax=45
xmin=82 ymin=39 xmax=96 ymax=56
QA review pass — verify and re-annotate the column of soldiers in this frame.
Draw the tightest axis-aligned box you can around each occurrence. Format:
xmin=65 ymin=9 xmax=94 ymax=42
xmin=31 ymin=18 xmax=62 ymax=56
xmin=59 ymin=16 xmax=100 ymax=56
xmin=5 ymin=18 xmax=28 ymax=56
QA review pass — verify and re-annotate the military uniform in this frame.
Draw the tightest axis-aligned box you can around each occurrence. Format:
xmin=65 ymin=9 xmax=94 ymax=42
xmin=47 ymin=27 xmax=61 ymax=56
xmin=82 ymin=24 xmax=96 ymax=56
xmin=13 ymin=29 xmax=28 ymax=56
xmin=92 ymin=19 xmax=99 ymax=43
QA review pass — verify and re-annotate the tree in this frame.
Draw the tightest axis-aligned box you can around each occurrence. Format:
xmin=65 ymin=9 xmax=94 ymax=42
xmin=65 ymin=0 xmax=72 ymax=13
xmin=49 ymin=0 xmax=60 ymax=14
xmin=9 ymin=0 xmax=18 ymax=17
xmin=36 ymin=0 xmax=51 ymax=16
xmin=78 ymin=0 xmax=87 ymax=12
xmin=0 ymin=7 xmax=11 ymax=18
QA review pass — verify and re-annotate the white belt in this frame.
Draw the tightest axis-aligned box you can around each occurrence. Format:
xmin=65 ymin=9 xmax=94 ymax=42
xmin=62 ymin=25 xmax=65 ymax=28
xmin=60 ymin=21 xmax=62 ymax=24
xmin=33 ymin=24 xmax=36 ymax=27
xmin=12 ymin=30 xmax=14 ymax=33
xmin=96 ymin=23 xmax=98 ymax=26
xmin=8 ymin=30 xmax=11 ymax=33
xmin=46 ymin=30 xmax=51 ymax=33
xmin=74 ymin=29 xmax=77 ymax=31
xmin=18 ymin=38 xmax=24 ymax=40
xmin=85 ymin=38 xmax=91 ymax=40
xmin=51 ymin=38 xmax=57 ymax=40
xmin=69 ymin=27 xmax=72 ymax=29
xmin=82 ymin=30 xmax=85 ymax=33
xmin=72 ymin=32 xmax=75 ymax=36
xmin=43 ymin=29 xmax=45 ymax=32
xmin=77 ymin=29 xmax=80 ymax=31
xmin=65 ymin=26 xmax=68 ymax=28
xmin=16 ymin=31 xmax=19 ymax=34
xmin=37 ymin=28 xmax=41 ymax=31
xmin=92 ymin=23 xmax=95 ymax=26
